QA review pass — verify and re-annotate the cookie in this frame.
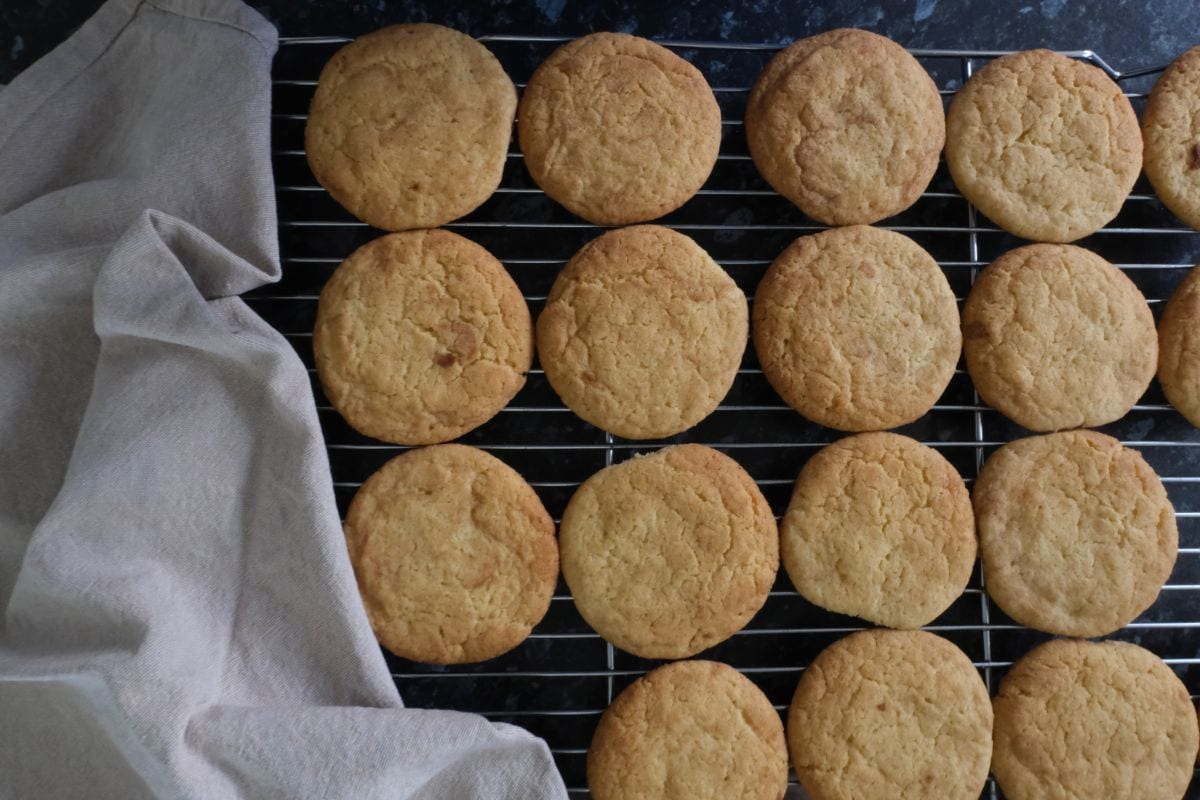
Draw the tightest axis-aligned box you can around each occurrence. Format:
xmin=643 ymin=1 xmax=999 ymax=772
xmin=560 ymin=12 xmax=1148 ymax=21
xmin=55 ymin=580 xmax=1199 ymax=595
xmin=559 ymin=444 xmax=777 ymax=659
xmin=946 ymin=49 xmax=1141 ymax=242
xmin=343 ymin=444 xmax=557 ymax=664
xmin=1159 ymin=264 xmax=1200 ymax=427
xmin=518 ymin=33 xmax=721 ymax=225
xmin=588 ymin=660 xmax=788 ymax=800
xmin=752 ymin=225 xmax=960 ymax=431
xmin=537 ymin=226 xmax=747 ymax=439
xmin=1144 ymin=45 xmax=1200 ymax=230
xmin=313 ymin=230 xmax=532 ymax=445
xmin=746 ymin=28 xmax=945 ymax=226
xmin=788 ymin=629 xmax=992 ymax=800
xmin=306 ymin=24 xmax=517 ymax=231
xmin=962 ymin=243 xmax=1157 ymax=431
xmin=975 ymin=430 xmax=1177 ymax=637
xmin=993 ymin=639 xmax=1198 ymax=800
xmin=780 ymin=432 xmax=975 ymax=629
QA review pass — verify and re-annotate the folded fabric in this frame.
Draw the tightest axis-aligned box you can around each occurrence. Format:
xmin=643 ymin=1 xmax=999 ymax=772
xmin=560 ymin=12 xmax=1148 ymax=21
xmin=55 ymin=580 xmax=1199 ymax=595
xmin=0 ymin=1 xmax=566 ymax=797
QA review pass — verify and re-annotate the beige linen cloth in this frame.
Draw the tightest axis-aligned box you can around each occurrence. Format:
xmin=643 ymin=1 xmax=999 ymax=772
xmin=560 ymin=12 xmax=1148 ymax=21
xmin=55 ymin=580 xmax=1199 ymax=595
xmin=0 ymin=1 xmax=566 ymax=797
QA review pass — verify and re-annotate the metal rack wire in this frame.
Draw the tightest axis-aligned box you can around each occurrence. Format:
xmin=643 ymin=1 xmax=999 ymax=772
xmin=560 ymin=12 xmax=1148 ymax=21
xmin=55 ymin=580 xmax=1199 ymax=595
xmin=258 ymin=35 xmax=1200 ymax=799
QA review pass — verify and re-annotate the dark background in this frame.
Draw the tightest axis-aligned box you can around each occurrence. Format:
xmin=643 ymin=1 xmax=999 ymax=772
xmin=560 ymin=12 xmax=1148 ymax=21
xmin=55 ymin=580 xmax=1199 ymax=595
xmin=4 ymin=0 xmax=1200 ymax=84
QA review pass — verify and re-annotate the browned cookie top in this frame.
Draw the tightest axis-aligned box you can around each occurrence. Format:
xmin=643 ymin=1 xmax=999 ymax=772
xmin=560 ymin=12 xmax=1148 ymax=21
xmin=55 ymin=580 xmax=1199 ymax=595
xmin=992 ymin=639 xmax=1198 ymax=800
xmin=788 ymin=629 xmax=993 ymax=800
xmin=1159 ymin=263 xmax=1200 ymax=427
xmin=747 ymin=28 xmax=945 ymax=225
xmin=1144 ymin=45 xmax=1200 ymax=230
xmin=537 ymin=225 xmax=747 ymax=439
xmin=753 ymin=225 xmax=960 ymax=431
xmin=781 ymin=432 xmax=975 ymax=629
xmin=975 ymin=430 xmax=1177 ymax=638
xmin=962 ymin=243 xmax=1156 ymax=431
xmin=588 ymin=660 xmax=788 ymax=800
xmin=314 ymin=230 xmax=532 ymax=445
xmin=306 ymin=24 xmax=517 ymax=230
xmin=559 ymin=445 xmax=777 ymax=659
xmin=518 ymin=32 xmax=722 ymax=225
xmin=344 ymin=444 xmax=558 ymax=664
xmin=946 ymin=49 xmax=1141 ymax=242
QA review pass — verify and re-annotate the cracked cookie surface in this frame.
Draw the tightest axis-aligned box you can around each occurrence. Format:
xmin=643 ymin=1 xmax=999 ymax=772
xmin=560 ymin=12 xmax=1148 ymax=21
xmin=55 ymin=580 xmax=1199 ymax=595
xmin=1144 ymin=46 xmax=1200 ymax=231
xmin=1159 ymin=264 xmax=1200 ymax=427
xmin=975 ymin=430 xmax=1177 ymax=637
xmin=788 ymin=629 xmax=992 ymax=800
xmin=305 ymin=24 xmax=517 ymax=231
xmin=946 ymin=49 xmax=1141 ymax=242
xmin=752 ymin=225 xmax=960 ymax=431
xmin=992 ymin=639 xmax=1198 ymax=800
xmin=588 ymin=660 xmax=788 ymax=800
xmin=780 ymin=432 xmax=975 ymax=629
xmin=313 ymin=230 xmax=532 ymax=445
xmin=537 ymin=225 xmax=747 ymax=439
xmin=746 ymin=28 xmax=945 ymax=226
xmin=343 ymin=444 xmax=558 ymax=664
xmin=559 ymin=445 xmax=777 ymax=659
xmin=962 ymin=243 xmax=1156 ymax=431
xmin=518 ymin=32 xmax=721 ymax=225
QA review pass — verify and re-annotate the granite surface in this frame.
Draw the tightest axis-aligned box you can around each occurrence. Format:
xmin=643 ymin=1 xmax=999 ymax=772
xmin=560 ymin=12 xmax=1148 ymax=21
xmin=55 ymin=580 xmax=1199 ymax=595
xmin=3 ymin=0 xmax=1200 ymax=84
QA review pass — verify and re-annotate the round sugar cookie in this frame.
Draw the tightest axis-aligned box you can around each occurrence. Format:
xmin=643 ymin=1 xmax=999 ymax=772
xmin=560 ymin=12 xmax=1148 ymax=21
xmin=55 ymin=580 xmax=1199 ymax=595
xmin=343 ymin=444 xmax=558 ymax=664
xmin=313 ymin=230 xmax=532 ymax=445
xmin=975 ymin=430 xmax=1177 ymax=638
xmin=306 ymin=24 xmax=517 ymax=230
xmin=1144 ymin=45 xmax=1200 ymax=231
xmin=992 ymin=639 xmax=1198 ymax=800
xmin=946 ymin=49 xmax=1141 ymax=242
xmin=1159 ymin=264 xmax=1200 ymax=427
xmin=962 ymin=243 xmax=1156 ymax=432
xmin=752 ymin=225 xmax=960 ymax=431
xmin=788 ymin=629 xmax=993 ymax=800
xmin=588 ymin=660 xmax=788 ymax=800
xmin=781 ymin=432 xmax=975 ymax=629
xmin=518 ymin=32 xmax=721 ymax=225
xmin=537 ymin=225 xmax=747 ymax=439
xmin=746 ymin=28 xmax=945 ymax=225
xmin=559 ymin=444 xmax=777 ymax=659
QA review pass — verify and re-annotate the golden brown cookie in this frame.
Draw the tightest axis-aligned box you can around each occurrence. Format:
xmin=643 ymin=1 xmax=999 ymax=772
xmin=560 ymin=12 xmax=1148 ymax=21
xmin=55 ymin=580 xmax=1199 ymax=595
xmin=746 ymin=28 xmax=945 ymax=226
xmin=993 ymin=639 xmax=1198 ymax=800
xmin=313 ymin=230 xmax=532 ymax=445
xmin=962 ymin=243 xmax=1157 ymax=431
xmin=559 ymin=445 xmax=777 ymax=659
xmin=306 ymin=24 xmax=517 ymax=231
xmin=752 ymin=225 xmax=960 ymax=431
xmin=780 ymin=432 xmax=975 ymax=629
xmin=946 ymin=49 xmax=1141 ymax=242
xmin=975 ymin=430 xmax=1177 ymax=638
xmin=588 ymin=660 xmax=788 ymax=800
xmin=537 ymin=226 xmax=747 ymax=439
xmin=517 ymin=33 xmax=721 ymax=225
xmin=1144 ymin=46 xmax=1200 ymax=230
xmin=343 ymin=444 xmax=557 ymax=664
xmin=1159 ymin=264 xmax=1200 ymax=427
xmin=788 ymin=630 xmax=992 ymax=800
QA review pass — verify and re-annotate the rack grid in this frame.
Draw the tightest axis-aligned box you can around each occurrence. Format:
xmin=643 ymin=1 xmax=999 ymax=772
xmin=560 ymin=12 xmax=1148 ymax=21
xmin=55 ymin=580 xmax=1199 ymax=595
xmin=259 ymin=34 xmax=1200 ymax=799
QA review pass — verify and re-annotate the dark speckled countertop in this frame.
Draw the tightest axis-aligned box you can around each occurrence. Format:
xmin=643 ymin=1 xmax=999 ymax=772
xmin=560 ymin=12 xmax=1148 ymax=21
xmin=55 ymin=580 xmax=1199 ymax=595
xmin=3 ymin=0 xmax=1200 ymax=83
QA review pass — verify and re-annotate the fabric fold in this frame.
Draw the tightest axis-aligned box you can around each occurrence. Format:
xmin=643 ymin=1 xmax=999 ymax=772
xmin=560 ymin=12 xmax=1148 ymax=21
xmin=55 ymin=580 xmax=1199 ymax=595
xmin=0 ymin=2 xmax=567 ymax=798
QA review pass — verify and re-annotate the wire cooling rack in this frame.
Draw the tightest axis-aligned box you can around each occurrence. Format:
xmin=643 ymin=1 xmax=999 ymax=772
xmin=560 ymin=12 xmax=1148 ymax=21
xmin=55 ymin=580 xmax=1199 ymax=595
xmin=257 ymin=35 xmax=1200 ymax=799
